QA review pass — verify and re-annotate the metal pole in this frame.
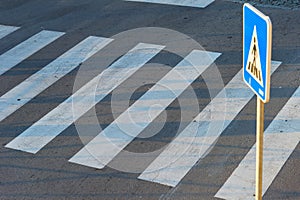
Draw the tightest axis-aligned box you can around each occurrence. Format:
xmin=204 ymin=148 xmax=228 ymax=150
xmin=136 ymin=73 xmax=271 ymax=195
xmin=256 ymin=97 xmax=264 ymax=200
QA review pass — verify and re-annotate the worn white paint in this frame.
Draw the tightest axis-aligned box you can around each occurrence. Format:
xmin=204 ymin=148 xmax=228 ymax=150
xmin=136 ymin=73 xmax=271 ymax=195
xmin=0 ymin=25 xmax=19 ymax=39
xmin=138 ymin=61 xmax=282 ymax=187
xmin=0 ymin=30 xmax=64 ymax=75
xmin=0 ymin=36 xmax=112 ymax=122
xmin=215 ymin=86 xmax=300 ymax=200
xmin=125 ymin=0 xmax=214 ymax=8
xmin=69 ymin=50 xmax=221 ymax=169
xmin=5 ymin=43 xmax=164 ymax=154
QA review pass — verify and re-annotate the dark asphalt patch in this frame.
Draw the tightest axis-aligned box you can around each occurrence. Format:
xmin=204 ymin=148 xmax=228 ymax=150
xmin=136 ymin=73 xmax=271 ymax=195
xmin=230 ymin=0 xmax=300 ymax=9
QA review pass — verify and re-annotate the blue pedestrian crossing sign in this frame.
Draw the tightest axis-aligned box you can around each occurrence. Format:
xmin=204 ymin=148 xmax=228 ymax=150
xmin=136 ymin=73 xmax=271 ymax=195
xmin=243 ymin=3 xmax=272 ymax=103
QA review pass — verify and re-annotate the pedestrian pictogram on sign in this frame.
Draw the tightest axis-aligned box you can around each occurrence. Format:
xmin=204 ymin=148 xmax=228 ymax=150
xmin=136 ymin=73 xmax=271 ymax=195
xmin=246 ymin=26 xmax=263 ymax=86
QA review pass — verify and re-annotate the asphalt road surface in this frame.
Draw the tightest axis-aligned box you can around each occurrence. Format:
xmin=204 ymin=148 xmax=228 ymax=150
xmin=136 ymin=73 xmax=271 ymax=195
xmin=0 ymin=0 xmax=299 ymax=199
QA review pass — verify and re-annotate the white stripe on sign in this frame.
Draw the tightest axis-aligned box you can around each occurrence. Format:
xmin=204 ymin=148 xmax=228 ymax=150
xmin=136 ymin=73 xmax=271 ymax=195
xmin=125 ymin=0 xmax=214 ymax=8
xmin=0 ymin=25 xmax=19 ymax=39
xmin=215 ymin=86 xmax=300 ymax=200
xmin=0 ymin=30 xmax=65 ymax=75
xmin=69 ymin=50 xmax=221 ymax=169
xmin=0 ymin=36 xmax=113 ymax=122
xmin=138 ymin=61 xmax=282 ymax=187
xmin=5 ymin=43 xmax=164 ymax=154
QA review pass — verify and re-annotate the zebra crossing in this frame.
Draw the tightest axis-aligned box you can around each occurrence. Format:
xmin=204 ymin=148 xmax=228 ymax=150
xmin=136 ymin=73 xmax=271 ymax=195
xmin=69 ymin=50 xmax=221 ymax=169
xmin=0 ymin=24 xmax=298 ymax=199
xmin=138 ymin=60 xmax=282 ymax=187
xmin=5 ymin=42 xmax=164 ymax=154
xmin=0 ymin=36 xmax=112 ymax=123
xmin=215 ymin=86 xmax=300 ymax=199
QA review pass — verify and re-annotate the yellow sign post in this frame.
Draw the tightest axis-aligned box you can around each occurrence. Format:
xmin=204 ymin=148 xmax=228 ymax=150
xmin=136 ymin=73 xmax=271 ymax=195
xmin=256 ymin=98 xmax=264 ymax=200
xmin=243 ymin=3 xmax=272 ymax=200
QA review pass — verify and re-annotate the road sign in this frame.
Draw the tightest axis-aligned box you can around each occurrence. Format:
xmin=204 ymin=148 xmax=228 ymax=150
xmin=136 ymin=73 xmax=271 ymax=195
xmin=243 ymin=3 xmax=272 ymax=103
xmin=243 ymin=4 xmax=272 ymax=200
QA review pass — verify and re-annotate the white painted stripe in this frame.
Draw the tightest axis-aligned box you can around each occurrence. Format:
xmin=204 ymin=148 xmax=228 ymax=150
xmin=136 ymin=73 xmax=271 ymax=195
xmin=0 ymin=25 xmax=19 ymax=39
xmin=215 ymin=86 xmax=300 ymax=200
xmin=125 ymin=0 xmax=214 ymax=8
xmin=138 ymin=61 xmax=282 ymax=187
xmin=0 ymin=36 xmax=113 ymax=122
xmin=69 ymin=50 xmax=221 ymax=169
xmin=5 ymin=43 xmax=164 ymax=154
xmin=0 ymin=30 xmax=65 ymax=75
